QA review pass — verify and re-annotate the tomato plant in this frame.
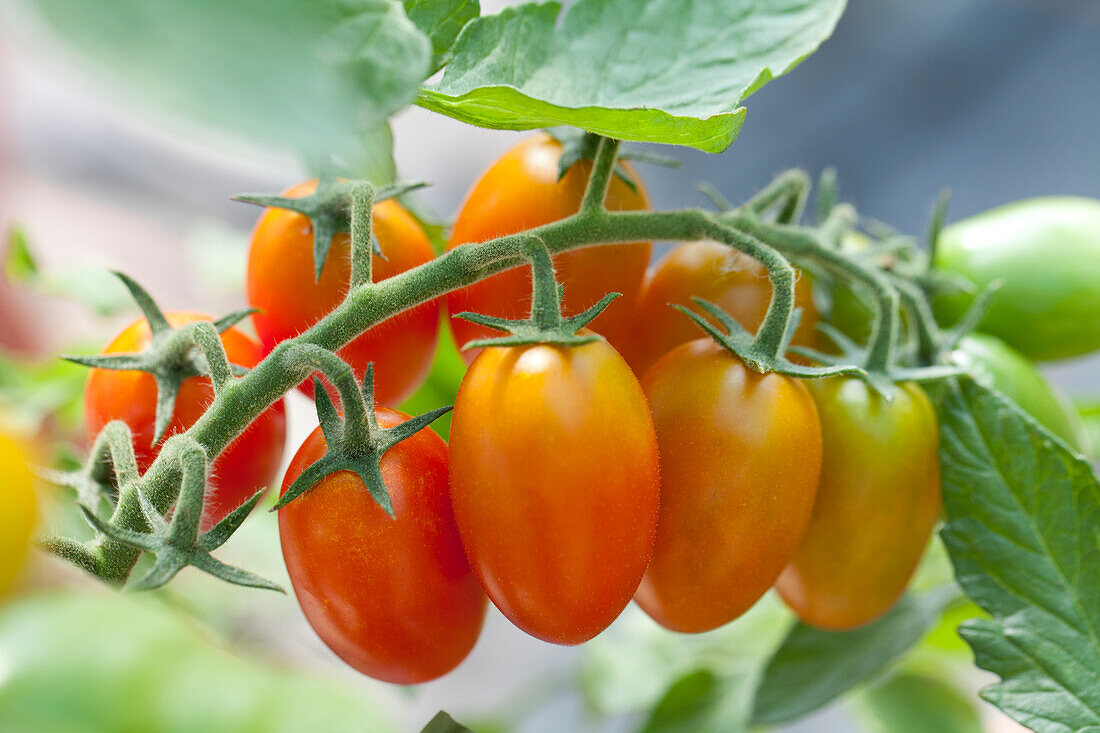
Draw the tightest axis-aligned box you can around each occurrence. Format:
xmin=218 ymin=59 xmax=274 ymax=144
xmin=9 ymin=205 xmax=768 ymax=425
xmin=621 ymin=240 xmax=818 ymax=376
xmin=279 ymin=409 xmax=486 ymax=684
xmin=635 ymin=338 xmax=822 ymax=633
xmin=448 ymin=338 xmax=660 ymax=645
xmin=934 ymin=197 xmax=1100 ymax=362
xmin=777 ymin=377 xmax=941 ymax=630
xmin=83 ymin=311 xmax=286 ymax=531
xmin=445 ymin=134 xmax=652 ymax=359
xmin=0 ymin=434 xmax=36 ymax=596
xmin=248 ymin=180 xmax=439 ymax=405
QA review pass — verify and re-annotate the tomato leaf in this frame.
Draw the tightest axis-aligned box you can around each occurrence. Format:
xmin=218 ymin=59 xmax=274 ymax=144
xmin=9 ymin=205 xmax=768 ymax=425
xmin=938 ymin=378 xmax=1100 ymax=732
xmin=854 ymin=672 xmax=982 ymax=733
xmin=403 ymin=0 xmax=479 ymax=74
xmin=13 ymin=0 xmax=425 ymax=175
xmin=417 ymin=0 xmax=847 ymax=153
xmin=640 ymin=669 xmax=746 ymax=733
xmin=750 ymin=587 xmax=957 ymax=725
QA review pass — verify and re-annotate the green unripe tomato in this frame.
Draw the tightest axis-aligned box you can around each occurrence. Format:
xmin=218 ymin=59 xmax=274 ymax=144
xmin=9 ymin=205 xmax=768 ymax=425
xmin=934 ymin=197 xmax=1100 ymax=362
xmin=951 ymin=333 xmax=1088 ymax=453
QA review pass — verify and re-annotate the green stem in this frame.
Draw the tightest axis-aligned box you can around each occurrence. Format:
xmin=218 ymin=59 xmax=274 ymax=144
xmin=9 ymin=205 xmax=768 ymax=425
xmin=349 ymin=183 xmax=375 ymax=288
xmin=579 ymin=137 xmax=621 ymax=214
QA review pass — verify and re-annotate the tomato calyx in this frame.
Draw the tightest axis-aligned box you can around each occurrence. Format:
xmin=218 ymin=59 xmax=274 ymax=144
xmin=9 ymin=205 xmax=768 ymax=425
xmin=273 ymin=352 xmax=451 ymax=515
xmin=455 ymin=236 xmax=620 ymax=350
xmin=62 ymin=273 xmax=254 ymax=444
xmin=79 ymin=438 xmax=280 ymax=591
xmin=234 ymin=177 xmax=426 ymax=280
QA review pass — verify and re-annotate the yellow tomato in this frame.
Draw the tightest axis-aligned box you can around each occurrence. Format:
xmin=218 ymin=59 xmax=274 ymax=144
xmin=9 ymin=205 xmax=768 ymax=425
xmin=0 ymin=434 xmax=36 ymax=594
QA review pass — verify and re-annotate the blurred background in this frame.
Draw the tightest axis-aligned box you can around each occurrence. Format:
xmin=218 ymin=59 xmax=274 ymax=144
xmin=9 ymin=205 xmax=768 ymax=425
xmin=0 ymin=0 xmax=1097 ymax=731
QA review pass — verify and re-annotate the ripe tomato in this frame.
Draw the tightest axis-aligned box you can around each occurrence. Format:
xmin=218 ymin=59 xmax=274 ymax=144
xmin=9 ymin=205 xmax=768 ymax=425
xmin=620 ymin=240 xmax=819 ymax=375
xmin=777 ymin=377 xmax=941 ymax=630
xmin=635 ymin=339 xmax=822 ymax=632
xmin=247 ymin=181 xmax=438 ymax=405
xmin=448 ymin=338 xmax=660 ymax=645
xmin=83 ymin=312 xmax=286 ymax=532
xmin=0 ymin=434 xmax=36 ymax=595
xmin=446 ymin=134 xmax=651 ymax=360
xmin=934 ymin=197 xmax=1100 ymax=362
xmin=279 ymin=410 xmax=486 ymax=684
xmin=952 ymin=333 xmax=1088 ymax=452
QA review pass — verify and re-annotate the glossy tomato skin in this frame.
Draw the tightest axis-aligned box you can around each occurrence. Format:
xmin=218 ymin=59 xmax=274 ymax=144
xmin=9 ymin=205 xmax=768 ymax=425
xmin=621 ymin=241 xmax=818 ymax=376
xmin=247 ymin=181 xmax=438 ymax=405
xmin=448 ymin=338 xmax=660 ymax=645
xmin=446 ymin=135 xmax=651 ymax=361
xmin=0 ymin=434 xmax=36 ymax=595
xmin=952 ymin=334 xmax=1088 ymax=452
xmin=777 ymin=377 xmax=941 ymax=630
xmin=636 ymin=339 xmax=822 ymax=632
xmin=934 ymin=197 xmax=1100 ymax=362
xmin=83 ymin=312 xmax=286 ymax=532
xmin=279 ymin=410 xmax=486 ymax=684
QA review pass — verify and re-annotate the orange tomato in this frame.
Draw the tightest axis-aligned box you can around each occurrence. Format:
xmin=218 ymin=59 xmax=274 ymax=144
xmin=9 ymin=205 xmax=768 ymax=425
xmin=446 ymin=134 xmax=651 ymax=360
xmin=448 ymin=338 xmax=660 ymax=644
xmin=621 ymin=240 xmax=818 ymax=376
xmin=247 ymin=181 xmax=438 ymax=405
xmin=636 ymin=339 xmax=822 ymax=632
xmin=83 ymin=312 xmax=286 ymax=532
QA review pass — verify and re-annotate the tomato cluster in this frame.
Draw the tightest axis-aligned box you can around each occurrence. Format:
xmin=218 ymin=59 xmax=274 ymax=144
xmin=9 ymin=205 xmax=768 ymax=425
xmin=85 ymin=133 xmax=1091 ymax=686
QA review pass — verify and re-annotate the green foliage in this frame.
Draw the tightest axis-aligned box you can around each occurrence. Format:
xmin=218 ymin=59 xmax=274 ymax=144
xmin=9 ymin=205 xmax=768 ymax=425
xmin=403 ymin=0 xmax=479 ymax=74
xmin=751 ymin=587 xmax=957 ymax=725
xmin=939 ymin=379 xmax=1100 ymax=732
xmin=420 ymin=711 xmax=474 ymax=733
xmin=418 ymin=0 xmax=847 ymax=152
xmin=0 ymin=592 xmax=394 ymax=732
xmin=855 ymin=672 xmax=982 ymax=733
xmin=16 ymin=0 xmax=423 ymax=178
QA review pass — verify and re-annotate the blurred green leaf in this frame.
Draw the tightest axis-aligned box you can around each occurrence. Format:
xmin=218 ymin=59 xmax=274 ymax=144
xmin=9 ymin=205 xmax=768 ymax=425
xmin=0 ymin=351 xmax=89 ymax=434
xmin=398 ymin=318 xmax=466 ymax=439
xmin=855 ymin=672 xmax=982 ymax=733
xmin=751 ymin=586 xmax=958 ymax=725
xmin=0 ymin=591 xmax=395 ymax=732
xmin=403 ymin=0 xmax=479 ymax=74
xmin=939 ymin=379 xmax=1100 ymax=732
xmin=420 ymin=711 xmax=473 ymax=733
xmin=417 ymin=0 xmax=846 ymax=153
xmin=14 ymin=0 xmax=426 ymax=173
xmin=3 ymin=227 xmax=38 ymax=283
xmin=640 ymin=669 xmax=744 ymax=733
xmin=1078 ymin=398 xmax=1100 ymax=460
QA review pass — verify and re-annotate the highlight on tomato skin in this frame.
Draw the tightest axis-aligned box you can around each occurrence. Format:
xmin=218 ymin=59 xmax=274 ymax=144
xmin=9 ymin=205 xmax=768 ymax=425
xmin=447 ymin=337 xmax=660 ymax=646
xmin=246 ymin=180 xmax=439 ymax=407
xmin=278 ymin=409 xmax=487 ymax=685
xmin=445 ymin=134 xmax=652 ymax=362
xmin=776 ymin=377 xmax=941 ymax=631
xmin=634 ymin=338 xmax=822 ymax=633
xmin=82 ymin=311 xmax=287 ymax=533
xmin=619 ymin=240 xmax=819 ymax=377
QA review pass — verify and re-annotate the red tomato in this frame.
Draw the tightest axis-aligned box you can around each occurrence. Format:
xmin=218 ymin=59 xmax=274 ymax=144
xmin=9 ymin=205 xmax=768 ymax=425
xmin=247 ymin=181 xmax=438 ymax=405
xmin=279 ymin=410 xmax=486 ymax=684
xmin=446 ymin=135 xmax=652 ymax=361
xmin=635 ymin=339 xmax=822 ymax=632
xmin=83 ymin=312 xmax=286 ymax=532
xmin=777 ymin=377 xmax=941 ymax=630
xmin=448 ymin=338 xmax=660 ymax=644
xmin=620 ymin=240 xmax=819 ymax=376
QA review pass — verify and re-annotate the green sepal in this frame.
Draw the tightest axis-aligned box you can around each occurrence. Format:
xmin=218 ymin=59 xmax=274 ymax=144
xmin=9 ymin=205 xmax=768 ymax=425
xmin=80 ymin=444 xmax=280 ymax=592
xmin=696 ymin=181 xmax=734 ymax=212
xmin=62 ymin=273 xmax=251 ymax=444
xmin=679 ymin=297 xmax=863 ymax=380
xmin=457 ymin=292 xmax=619 ymax=350
xmin=233 ymin=178 xmax=427 ymax=280
xmin=793 ymin=322 xmax=963 ymax=398
xmin=937 ymin=280 xmax=1003 ymax=355
xmin=272 ymin=366 xmax=452 ymax=515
